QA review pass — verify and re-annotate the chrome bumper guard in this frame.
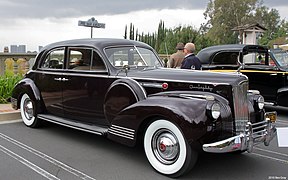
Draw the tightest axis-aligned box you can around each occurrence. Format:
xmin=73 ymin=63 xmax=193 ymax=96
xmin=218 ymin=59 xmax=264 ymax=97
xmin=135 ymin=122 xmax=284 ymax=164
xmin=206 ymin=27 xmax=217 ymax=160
xmin=203 ymin=112 xmax=277 ymax=153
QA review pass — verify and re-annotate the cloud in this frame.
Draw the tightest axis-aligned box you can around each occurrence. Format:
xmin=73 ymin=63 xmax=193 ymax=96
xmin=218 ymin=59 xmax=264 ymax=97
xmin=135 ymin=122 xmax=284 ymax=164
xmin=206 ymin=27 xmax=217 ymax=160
xmin=0 ymin=0 xmax=209 ymax=19
xmin=263 ymin=0 xmax=288 ymax=6
xmin=0 ymin=0 xmax=287 ymax=52
xmin=1 ymin=0 xmax=287 ymax=20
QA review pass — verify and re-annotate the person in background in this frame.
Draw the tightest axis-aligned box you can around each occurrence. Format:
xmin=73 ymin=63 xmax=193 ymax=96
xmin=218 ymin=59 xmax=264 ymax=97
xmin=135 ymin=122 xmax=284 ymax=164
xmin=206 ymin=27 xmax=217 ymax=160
xmin=181 ymin=42 xmax=202 ymax=70
xmin=168 ymin=42 xmax=185 ymax=68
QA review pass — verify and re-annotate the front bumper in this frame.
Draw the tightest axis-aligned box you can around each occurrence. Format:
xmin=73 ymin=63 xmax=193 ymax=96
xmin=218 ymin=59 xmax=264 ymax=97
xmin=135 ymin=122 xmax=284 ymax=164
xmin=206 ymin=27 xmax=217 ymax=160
xmin=203 ymin=112 xmax=277 ymax=153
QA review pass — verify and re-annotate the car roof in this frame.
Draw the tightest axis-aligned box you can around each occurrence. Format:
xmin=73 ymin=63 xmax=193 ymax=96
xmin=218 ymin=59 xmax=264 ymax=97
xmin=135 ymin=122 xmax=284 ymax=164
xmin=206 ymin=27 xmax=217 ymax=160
xmin=197 ymin=44 xmax=268 ymax=64
xmin=42 ymin=38 xmax=152 ymax=52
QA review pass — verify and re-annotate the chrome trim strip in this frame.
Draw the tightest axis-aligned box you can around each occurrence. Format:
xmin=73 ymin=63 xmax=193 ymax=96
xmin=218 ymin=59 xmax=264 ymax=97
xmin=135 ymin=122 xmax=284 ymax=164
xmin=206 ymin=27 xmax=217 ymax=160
xmin=109 ymin=131 xmax=134 ymax=140
xmin=32 ymin=69 xmax=231 ymax=86
xmin=140 ymin=82 xmax=163 ymax=89
xmin=108 ymin=125 xmax=135 ymax=140
xmin=179 ymin=94 xmax=215 ymax=101
xmin=126 ymin=76 xmax=230 ymax=86
xmin=109 ymin=129 xmax=134 ymax=138
xmin=39 ymin=116 xmax=103 ymax=135
xmin=111 ymin=124 xmax=135 ymax=132
xmin=126 ymin=78 xmax=147 ymax=99
xmin=33 ymin=70 xmax=109 ymax=78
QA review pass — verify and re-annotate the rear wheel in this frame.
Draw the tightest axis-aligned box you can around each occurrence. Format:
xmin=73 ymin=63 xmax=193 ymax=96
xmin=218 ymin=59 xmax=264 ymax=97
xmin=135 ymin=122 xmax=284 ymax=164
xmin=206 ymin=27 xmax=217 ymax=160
xmin=20 ymin=93 xmax=41 ymax=128
xmin=144 ymin=119 xmax=197 ymax=177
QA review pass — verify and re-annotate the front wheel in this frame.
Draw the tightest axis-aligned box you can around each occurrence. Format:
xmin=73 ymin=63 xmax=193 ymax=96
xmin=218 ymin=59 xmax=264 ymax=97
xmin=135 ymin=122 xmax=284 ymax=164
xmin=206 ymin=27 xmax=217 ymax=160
xmin=20 ymin=93 xmax=41 ymax=128
xmin=144 ymin=119 xmax=197 ymax=177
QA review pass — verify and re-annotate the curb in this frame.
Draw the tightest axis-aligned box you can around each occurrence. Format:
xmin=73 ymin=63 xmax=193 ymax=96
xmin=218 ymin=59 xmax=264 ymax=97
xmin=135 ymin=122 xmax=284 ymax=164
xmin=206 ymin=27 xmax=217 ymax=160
xmin=0 ymin=111 xmax=21 ymax=121
xmin=0 ymin=104 xmax=21 ymax=122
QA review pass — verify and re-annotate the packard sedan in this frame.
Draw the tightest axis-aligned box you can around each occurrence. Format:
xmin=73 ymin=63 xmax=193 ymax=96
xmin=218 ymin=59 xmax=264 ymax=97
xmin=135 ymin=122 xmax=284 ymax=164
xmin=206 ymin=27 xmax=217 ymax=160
xmin=11 ymin=39 xmax=277 ymax=177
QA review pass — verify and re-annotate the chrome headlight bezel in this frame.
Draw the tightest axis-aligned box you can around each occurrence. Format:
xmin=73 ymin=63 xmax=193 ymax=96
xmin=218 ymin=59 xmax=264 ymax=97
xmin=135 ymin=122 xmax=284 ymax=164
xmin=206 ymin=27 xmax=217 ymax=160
xmin=248 ymin=90 xmax=265 ymax=111
xmin=211 ymin=103 xmax=221 ymax=119
xmin=206 ymin=101 xmax=221 ymax=120
xmin=257 ymin=95 xmax=265 ymax=110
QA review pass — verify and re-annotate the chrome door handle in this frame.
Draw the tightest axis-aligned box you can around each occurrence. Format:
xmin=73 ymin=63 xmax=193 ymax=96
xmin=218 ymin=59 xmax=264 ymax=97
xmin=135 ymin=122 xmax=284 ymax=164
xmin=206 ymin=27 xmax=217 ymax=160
xmin=61 ymin=78 xmax=69 ymax=81
xmin=54 ymin=77 xmax=62 ymax=81
xmin=54 ymin=78 xmax=69 ymax=81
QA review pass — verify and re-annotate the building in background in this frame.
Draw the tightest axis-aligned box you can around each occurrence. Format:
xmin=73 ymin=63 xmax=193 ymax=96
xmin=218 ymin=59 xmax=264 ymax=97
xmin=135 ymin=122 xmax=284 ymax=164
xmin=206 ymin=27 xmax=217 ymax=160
xmin=10 ymin=45 xmax=26 ymax=53
xmin=232 ymin=23 xmax=267 ymax=45
xmin=3 ymin=46 xmax=9 ymax=53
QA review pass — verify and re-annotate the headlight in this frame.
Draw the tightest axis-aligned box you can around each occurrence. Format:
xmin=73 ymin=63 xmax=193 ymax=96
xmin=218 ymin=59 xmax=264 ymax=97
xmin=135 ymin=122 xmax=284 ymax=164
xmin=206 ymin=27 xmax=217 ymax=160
xmin=257 ymin=96 xmax=265 ymax=110
xmin=211 ymin=103 xmax=221 ymax=119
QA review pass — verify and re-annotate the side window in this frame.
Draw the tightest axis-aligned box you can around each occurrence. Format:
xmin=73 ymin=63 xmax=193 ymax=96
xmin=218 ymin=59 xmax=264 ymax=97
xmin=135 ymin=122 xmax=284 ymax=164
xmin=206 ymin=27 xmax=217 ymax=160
xmin=212 ymin=52 xmax=239 ymax=65
xmin=68 ymin=48 xmax=106 ymax=71
xmin=91 ymin=51 xmax=106 ymax=70
xmin=41 ymin=49 xmax=64 ymax=69
xmin=68 ymin=48 xmax=92 ymax=70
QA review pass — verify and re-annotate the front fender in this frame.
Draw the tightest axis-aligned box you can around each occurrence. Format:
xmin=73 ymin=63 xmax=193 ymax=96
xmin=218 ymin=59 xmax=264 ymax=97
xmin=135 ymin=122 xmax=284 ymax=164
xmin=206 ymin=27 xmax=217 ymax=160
xmin=277 ymin=86 xmax=288 ymax=106
xmin=108 ymin=91 xmax=231 ymax=147
xmin=11 ymin=78 xmax=42 ymax=111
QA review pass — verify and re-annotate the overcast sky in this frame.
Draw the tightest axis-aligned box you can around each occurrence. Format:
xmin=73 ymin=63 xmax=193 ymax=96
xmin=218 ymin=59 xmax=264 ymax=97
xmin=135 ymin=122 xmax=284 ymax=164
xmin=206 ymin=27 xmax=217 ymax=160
xmin=0 ymin=0 xmax=287 ymax=51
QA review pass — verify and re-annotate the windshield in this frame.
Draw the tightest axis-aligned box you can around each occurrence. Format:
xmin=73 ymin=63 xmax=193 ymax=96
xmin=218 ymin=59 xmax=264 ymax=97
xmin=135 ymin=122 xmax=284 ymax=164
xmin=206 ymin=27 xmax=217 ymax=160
xmin=104 ymin=46 xmax=162 ymax=68
xmin=270 ymin=50 xmax=288 ymax=67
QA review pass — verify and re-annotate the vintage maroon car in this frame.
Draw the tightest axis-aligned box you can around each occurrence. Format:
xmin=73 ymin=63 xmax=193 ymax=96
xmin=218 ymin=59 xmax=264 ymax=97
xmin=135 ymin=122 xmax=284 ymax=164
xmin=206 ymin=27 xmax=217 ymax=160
xmin=11 ymin=38 xmax=277 ymax=177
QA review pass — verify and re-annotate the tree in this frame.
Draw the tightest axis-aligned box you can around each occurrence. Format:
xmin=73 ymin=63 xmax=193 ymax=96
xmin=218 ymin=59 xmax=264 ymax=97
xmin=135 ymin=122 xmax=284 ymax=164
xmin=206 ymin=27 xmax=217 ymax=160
xmin=203 ymin=0 xmax=287 ymax=47
xmin=124 ymin=25 xmax=127 ymax=39
xmin=155 ymin=20 xmax=166 ymax=52
xmin=124 ymin=20 xmax=214 ymax=54
xmin=204 ymin=0 xmax=262 ymax=44
xmin=129 ymin=23 xmax=135 ymax=40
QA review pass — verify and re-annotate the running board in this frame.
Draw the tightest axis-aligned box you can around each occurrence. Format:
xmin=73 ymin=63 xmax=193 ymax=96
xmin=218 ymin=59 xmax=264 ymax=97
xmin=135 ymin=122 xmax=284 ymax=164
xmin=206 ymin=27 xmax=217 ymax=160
xmin=38 ymin=114 xmax=108 ymax=136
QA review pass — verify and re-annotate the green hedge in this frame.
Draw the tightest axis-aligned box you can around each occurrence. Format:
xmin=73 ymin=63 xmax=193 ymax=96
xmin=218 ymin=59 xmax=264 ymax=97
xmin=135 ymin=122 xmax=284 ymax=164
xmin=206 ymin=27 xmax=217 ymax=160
xmin=0 ymin=72 xmax=23 ymax=103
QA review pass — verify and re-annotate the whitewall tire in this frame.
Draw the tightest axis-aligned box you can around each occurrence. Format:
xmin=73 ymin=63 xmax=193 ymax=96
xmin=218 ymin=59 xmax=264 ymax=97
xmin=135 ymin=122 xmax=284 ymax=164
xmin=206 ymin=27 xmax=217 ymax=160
xmin=20 ymin=93 xmax=40 ymax=127
xmin=144 ymin=120 xmax=197 ymax=177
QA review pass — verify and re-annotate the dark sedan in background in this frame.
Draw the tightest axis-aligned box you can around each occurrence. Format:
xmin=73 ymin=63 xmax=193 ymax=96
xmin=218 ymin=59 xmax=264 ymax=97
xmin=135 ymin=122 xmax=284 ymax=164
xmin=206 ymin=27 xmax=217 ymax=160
xmin=11 ymin=39 xmax=276 ymax=177
xmin=197 ymin=44 xmax=288 ymax=107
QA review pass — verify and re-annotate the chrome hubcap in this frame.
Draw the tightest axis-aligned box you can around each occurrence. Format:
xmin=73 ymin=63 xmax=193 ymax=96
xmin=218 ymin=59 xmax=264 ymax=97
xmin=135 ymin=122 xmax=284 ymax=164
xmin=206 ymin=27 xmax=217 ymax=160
xmin=24 ymin=99 xmax=33 ymax=120
xmin=152 ymin=129 xmax=179 ymax=165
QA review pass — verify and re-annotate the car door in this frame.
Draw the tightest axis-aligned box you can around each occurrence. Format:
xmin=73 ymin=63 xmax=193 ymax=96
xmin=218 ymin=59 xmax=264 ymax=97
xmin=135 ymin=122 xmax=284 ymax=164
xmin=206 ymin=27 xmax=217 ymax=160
xmin=35 ymin=48 xmax=65 ymax=117
xmin=62 ymin=47 xmax=111 ymax=126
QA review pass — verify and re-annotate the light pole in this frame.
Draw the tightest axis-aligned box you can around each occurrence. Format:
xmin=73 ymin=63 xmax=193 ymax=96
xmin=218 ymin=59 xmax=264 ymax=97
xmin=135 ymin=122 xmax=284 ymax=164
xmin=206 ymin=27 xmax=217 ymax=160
xmin=78 ymin=17 xmax=105 ymax=38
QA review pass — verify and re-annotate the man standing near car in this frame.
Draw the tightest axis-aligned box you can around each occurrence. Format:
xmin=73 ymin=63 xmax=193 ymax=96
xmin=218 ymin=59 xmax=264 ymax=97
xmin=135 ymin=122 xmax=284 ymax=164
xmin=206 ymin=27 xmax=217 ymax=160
xmin=181 ymin=42 xmax=202 ymax=70
xmin=168 ymin=42 xmax=185 ymax=68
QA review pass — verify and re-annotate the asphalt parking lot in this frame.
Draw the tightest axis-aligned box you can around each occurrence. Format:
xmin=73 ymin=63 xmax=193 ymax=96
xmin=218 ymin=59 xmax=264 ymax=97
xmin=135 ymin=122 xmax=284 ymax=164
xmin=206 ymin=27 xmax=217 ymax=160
xmin=0 ymin=107 xmax=287 ymax=180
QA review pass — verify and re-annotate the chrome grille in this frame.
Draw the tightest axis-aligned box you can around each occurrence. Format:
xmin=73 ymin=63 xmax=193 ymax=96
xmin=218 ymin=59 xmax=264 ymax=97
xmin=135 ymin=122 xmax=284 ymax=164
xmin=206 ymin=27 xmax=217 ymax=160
xmin=233 ymin=81 xmax=249 ymax=134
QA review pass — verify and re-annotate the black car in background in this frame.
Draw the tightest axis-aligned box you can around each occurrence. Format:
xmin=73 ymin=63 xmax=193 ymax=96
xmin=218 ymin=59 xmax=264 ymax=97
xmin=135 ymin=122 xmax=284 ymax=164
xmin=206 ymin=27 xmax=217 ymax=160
xmin=197 ymin=44 xmax=288 ymax=107
xmin=11 ymin=39 xmax=277 ymax=177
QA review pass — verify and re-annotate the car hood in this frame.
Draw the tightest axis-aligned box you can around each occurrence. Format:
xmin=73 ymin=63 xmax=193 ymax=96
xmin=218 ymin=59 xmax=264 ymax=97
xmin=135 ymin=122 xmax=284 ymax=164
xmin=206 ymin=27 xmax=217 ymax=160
xmin=121 ymin=68 xmax=247 ymax=86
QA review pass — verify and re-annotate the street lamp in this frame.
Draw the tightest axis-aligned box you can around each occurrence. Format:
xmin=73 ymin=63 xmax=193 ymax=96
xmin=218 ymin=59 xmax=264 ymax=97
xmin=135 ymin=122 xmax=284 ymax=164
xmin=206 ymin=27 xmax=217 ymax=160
xmin=78 ymin=17 xmax=105 ymax=38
